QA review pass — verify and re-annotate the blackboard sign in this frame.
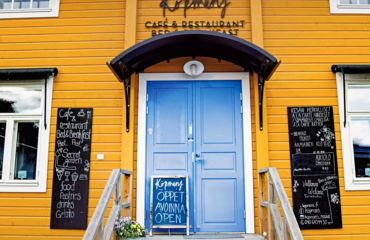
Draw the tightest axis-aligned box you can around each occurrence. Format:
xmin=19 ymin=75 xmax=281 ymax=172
xmin=150 ymin=176 xmax=189 ymax=235
xmin=50 ymin=108 xmax=93 ymax=229
xmin=288 ymin=106 xmax=342 ymax=229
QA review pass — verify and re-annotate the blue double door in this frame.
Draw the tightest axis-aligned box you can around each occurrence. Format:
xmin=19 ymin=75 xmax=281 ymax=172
xmin=145 ymin=80 xmax=246 ymax=233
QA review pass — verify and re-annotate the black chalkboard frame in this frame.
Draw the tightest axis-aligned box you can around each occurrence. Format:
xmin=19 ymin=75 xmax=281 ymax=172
xmin=149 ymin=175 xmax=189 ymax=236
xmin=50 ymin=108 xmax=93 ymax=230
xmin=287 ymin=106 xmax=342 ymax=229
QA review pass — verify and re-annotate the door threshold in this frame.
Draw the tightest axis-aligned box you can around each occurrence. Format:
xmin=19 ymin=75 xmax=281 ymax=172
xmin=183 ymin=233 xmax=245 ymax=239
xmin=148 ymin=233 xmax=263 ymax=240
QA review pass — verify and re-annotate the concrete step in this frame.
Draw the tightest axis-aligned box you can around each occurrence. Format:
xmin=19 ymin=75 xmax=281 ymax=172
xmin=145 ymin=234 xmax=264 ymax=240
xmin=243 ymin=234 xmax=264 ymax=240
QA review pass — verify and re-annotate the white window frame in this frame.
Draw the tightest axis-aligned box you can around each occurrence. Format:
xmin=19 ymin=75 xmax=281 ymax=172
xmin=336 ymin=73 xmax=370 ymax=190
xmin=0 ymin=0 xmax=59 ymax=19
xmin=330 ymin=0 xmax=370 ymax=14
xmin=0 ymin=77 xmax=54 ymax=192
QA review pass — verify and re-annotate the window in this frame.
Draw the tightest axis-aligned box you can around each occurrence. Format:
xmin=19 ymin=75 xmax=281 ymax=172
xmin=0 ymin=79 xmax=53 ymax=192
xmin=330 ymin=0 xmax=370 ymax=14
xmin=340 ymin=0 xmax=370 ymax=4
xmin=336 ymin=73 xmax=370 ymax=190
xmin=0 ymin=0 xmax=59 ymax=19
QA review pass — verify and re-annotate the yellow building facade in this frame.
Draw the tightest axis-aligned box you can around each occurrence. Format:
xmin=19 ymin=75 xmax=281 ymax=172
xmin=0 ymin=0 xmax=370 ymax=239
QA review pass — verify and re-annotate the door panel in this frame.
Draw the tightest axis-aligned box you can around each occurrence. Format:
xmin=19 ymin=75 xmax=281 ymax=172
xmin=202 ymin=153 xmax=236 ymax=171
xmin=153 ymin=153 xmax=188 ymax=171
xmin=146 ymin=80 xmax=245 ymax=233
xmin=145 ymin=81 xmax=193 ymax=230
xmin=202 ymin=179 xmax=236 ymax=223
xmin=200 ymin=87 xmax=235 ymax=144
xmin=154 ymin=88 xmax=188 ymax=144
xmin=195 ymin=81 xmax=245 ymax=232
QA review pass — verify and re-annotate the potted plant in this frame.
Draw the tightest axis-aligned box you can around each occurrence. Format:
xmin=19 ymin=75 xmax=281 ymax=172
xmin=114 ymin=217 xmax=146 ymax=240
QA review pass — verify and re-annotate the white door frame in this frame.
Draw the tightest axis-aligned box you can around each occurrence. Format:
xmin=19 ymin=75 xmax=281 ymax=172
xmin=136 ymin=72 xmax=255 ymax=233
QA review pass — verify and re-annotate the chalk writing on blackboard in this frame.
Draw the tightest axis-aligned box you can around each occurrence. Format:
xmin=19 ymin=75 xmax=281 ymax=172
xmin=50 ymin=108 xmax=93 ymax=229
xmin=150 ymin=176 xmax=189 ymax=235
xmin=288 ymin=106 xmax=342 ymax=229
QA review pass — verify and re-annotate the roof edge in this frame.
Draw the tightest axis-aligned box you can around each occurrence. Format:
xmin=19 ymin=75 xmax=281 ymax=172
xmin=332 ymin=64 xmax=370 ymax=74
xmin=0 ymin=68 xmax=58 ymax=81
xmin=109 ymin=30 xmax=279 ymax=82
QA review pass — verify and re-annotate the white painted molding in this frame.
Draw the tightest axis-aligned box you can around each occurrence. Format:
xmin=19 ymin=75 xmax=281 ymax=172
xmin=137 ymin=72 xmax=255 ymax=233
xmin=336 ymin=72 xmax=370 ymax=190
xmin=0 ymin=0 xmax=60 ymax=19
xmin=0 ymin=76 xmax=54 ymax=192
xmin=330 ymin=0 xmax=370 ymax=14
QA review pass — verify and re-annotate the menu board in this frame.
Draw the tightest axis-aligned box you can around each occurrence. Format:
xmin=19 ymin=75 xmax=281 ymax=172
xmin=150 ymin=176 xmax=189 ymax=233
xmin=287 ymin=106 xmax=342 ymax=229
xmin=50 ymin=108 xmax=93 ymax=229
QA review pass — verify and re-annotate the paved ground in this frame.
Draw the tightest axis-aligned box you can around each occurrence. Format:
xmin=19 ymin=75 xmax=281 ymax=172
xmin=143 ymin=234 xmax=264 ymax=240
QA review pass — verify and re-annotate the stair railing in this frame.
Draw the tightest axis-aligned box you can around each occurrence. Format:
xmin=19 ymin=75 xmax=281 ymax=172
xmin=259 ymin=167 xmax=303 ymax=240
xmin=83 ymin=169 xmax=132 ymax=240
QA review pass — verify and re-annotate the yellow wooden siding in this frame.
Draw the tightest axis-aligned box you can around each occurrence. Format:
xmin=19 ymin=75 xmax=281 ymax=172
xmin=263 ymin=0 xmax=370 ymax=238
xmin=0 ymin=0 xmax=126 ymax=239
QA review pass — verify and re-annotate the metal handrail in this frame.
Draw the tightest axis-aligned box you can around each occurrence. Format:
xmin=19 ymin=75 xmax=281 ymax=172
xmin=83 ymin=169 xmax=132 ymax=240
xmin=259 ymin=167 xmax=303 ymax=240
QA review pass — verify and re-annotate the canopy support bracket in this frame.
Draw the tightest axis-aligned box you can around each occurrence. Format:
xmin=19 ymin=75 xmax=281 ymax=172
xmin=258 ymin=74 xmax=265 ymax=131
xmin=119 ymin=72 xmax=266 ymax=133
xmin=117 ymin=61 xmax=131 ymax=133
xmin=123 ymin=75 xmax=131 ymax=132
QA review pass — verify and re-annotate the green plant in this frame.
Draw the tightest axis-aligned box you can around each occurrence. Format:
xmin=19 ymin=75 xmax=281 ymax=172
xmin=114 ymin=217 xmax=146 ymax=239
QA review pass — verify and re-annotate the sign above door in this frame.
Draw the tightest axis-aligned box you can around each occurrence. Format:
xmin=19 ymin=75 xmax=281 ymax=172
xmin=160 ymin=0 xmax=231 ymax=18
xmin=145 ymin=0 xmax=243 ymax=36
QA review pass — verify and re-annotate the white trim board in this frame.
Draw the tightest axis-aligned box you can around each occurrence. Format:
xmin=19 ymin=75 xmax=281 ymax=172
xmin=136 ymin=72 xmax=255 ymax=233
xmin=336 ymin=72 xmax=370 ymax=190
xmin=0 ymin=0 xmax=60 ymax=19
xmin=329 ymin=0 xmax=370 ymax=14
xmin=0 ymin=77 xmax=54 ymax=192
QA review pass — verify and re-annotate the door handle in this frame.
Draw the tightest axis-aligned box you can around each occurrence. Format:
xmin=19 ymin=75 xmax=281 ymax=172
xmin=194 ymin=154 xmax=204 ymax=163
xmin=188 ymin=123 xmax=193 ymax=142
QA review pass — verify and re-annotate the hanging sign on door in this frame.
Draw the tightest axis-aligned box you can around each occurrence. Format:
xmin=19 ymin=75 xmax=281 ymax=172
xmin=150 ymin=175 xmax=189 ymax=235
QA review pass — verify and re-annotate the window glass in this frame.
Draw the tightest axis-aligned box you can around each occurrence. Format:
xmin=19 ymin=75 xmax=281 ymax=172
xmin=0 ymin=0 xmax=11 ymax=9
xmin=0 ymin=0 xmax=50 ymax=9
xmin=14 ymin=121 xmax=39 ymax=180
xmin=350 ymin=118 xmax=370 ymax=178
xmin=0 ymin=86 xmax=42 ymax=114
xmin=341 ymin=0 xmax=370 ymax=4
xmin=13 ymin=0 xmax=30 ymax=9
xmin=0 ymin=122 xmax=5 ymax=180
xmin=340 ymin=0 xmax=356 ymax=3
xmin=33 ymin=0 xmax=49 ymax=8
xmin=339 ymin=0 xmax=370 ymax=5
xmin=348 ymin=87 xmax=370 ymax=111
